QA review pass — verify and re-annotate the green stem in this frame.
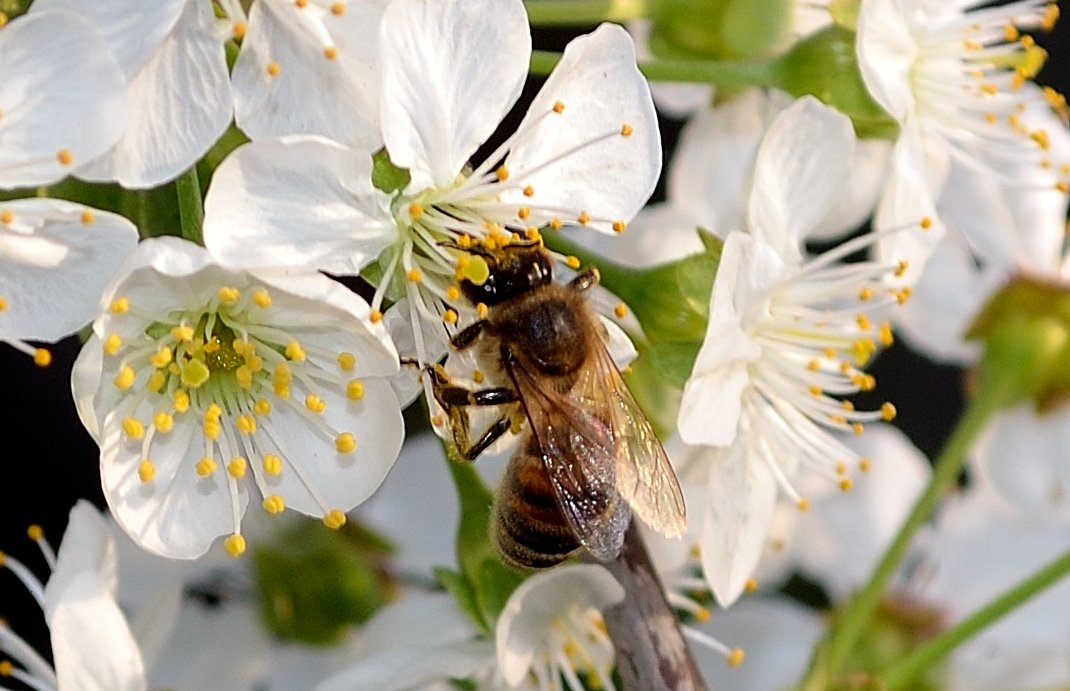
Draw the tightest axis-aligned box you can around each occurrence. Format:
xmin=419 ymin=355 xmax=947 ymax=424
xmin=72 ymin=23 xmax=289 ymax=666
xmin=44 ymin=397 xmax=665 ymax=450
xmin=530 ymin=49 xmax=781 ymax=89
xmin=799 ymin=371 xmax=1014 ymax=690
xmin=524 ymin=0 xmax=648 ymax=25
xmin=882 ymin=544 xmax=1070 ymax=690
xmin=175 ymin=165 xmax=204 ymax=245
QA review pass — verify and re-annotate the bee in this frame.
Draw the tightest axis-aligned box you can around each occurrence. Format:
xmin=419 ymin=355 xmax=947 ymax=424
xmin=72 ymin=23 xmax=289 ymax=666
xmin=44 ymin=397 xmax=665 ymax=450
xmin=429 ymin=238 xmax=686 ymax=569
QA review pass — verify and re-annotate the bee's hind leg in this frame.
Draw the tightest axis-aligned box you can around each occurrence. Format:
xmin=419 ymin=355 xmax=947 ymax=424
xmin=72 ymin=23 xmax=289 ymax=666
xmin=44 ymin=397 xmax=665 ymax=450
xmin=425 ymin=364 xmax=519 ymax=461
xmin=568 ymin=266 xmax=600 ymax=292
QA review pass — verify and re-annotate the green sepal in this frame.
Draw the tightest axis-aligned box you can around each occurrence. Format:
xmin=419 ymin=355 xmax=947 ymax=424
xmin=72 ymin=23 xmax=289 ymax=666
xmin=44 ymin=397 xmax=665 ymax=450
xmin=252 ymin=518 xmax=397 ymax=645
xmin=773 ymin=25 xmax=899 ymax=139
xmin=434 ymin=565 xmax=488 ymax=634
xmin=649 ymin=0 xmax=793 ymax=61
xmin=372 ymin=148 xmax=411 ymax=195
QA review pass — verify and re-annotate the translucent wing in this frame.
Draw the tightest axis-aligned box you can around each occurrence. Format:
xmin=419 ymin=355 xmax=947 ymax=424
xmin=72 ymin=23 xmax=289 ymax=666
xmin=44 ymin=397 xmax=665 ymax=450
xmin=575 ymin=339 xmax=688 ymax=540
xmin=505 ymin=354 xmax=631 ymax=562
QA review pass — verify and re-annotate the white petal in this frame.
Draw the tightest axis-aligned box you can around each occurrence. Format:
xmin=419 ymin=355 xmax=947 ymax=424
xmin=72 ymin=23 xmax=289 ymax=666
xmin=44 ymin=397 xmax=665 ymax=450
xmin=502 ymin=23 xmax=662 ymax=233
xmin=701 ymin=443 xmax=778 ymax=607
xmin=0 ymin=11 xmax=126 ymax=188
xmin=0 ymin=199 xmax=138 ymax=341
xmin=233 ymin=0 xmax=386 ymax=149
xmin=625 ymin=19 xmax=713 ymax=117
xmin=679 ymin=362 xmax=750 ymax=447
xmin=856 ymin=0 xmax=917 ymax=122
xmin=76 ymin=0 xmax=232 ymax=188
xmin=72 ymin=334 xmax=106 ymax=440
xmin=569 ymin=204 xmax=706 ymax=268
xmin=747 ymin=96 xmax=855 ymax=260
xmin=45 ymin=501 xmax=119 ymax=612
xmin=809 ymin=137 xmax=891 ymax=242
xmin=378 ymin=0 xmax=530 ymax=189
xmin=203 ymin=136 xmax=394 ymax=273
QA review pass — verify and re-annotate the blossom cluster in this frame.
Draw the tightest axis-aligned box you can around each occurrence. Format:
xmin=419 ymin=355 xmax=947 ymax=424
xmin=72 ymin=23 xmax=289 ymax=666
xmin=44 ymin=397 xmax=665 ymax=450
xmin=1 ymin=0 xmax=1069 ymax=690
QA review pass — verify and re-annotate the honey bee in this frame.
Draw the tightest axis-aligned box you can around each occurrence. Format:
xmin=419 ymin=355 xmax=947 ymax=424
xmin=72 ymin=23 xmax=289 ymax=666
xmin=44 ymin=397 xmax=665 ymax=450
xmin=429 ymin=238 xmax=686 ymax=569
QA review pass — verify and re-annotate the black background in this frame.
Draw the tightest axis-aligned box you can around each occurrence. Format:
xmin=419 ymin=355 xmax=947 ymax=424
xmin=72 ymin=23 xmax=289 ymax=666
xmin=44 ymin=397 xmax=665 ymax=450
xmin=0 ymin=7 xmax=1067 ymax=673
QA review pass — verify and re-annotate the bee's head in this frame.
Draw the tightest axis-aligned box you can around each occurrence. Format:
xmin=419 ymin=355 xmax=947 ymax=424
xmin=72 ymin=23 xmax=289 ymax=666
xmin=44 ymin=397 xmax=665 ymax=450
xmin=446 ymin=238 xmax=553 ymax=307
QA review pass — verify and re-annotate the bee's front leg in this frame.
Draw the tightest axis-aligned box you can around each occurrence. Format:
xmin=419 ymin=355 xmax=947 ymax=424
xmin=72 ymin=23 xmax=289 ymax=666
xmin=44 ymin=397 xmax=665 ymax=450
xmin=425 ymin=364 xmax=519 ymax=461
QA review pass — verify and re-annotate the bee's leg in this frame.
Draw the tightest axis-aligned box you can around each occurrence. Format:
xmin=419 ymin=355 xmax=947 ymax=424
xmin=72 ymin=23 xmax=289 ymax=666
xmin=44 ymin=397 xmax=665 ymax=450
xmin=568 ymin=266 xmax=600 ymax=292
xmin=458 ymin=414 xmax=514 ymax=461
xmin=450 ymin=319 xmax=488 ymax=351
xmin=425 ymin=364 xmax=520 ymax=460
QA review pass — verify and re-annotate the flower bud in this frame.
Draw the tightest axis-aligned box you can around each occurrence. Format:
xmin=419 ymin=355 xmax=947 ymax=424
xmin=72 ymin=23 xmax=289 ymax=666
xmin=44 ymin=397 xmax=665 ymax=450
xmin=648 ymin=0 xmax=793 ymax=61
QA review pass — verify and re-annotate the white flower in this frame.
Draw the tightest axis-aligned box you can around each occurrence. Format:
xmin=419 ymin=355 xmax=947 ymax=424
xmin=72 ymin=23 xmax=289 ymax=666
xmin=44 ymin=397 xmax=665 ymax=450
xmin=72 ymin=237 xmax=404 ymax=559
xmin=0 ymin=500 xmax=147 ymax=691
xmin=231 ymin=0 xmax=388 ymax=150
xmin=30 ymin=0 xmax=234 ymax=188
xmin=204 ymin=0 xmax=660 ymax=367
xmin=0 ymin=199 xmax=138 ymax=365
xmin=676 ymin=96 xmax=919 ymax=606
xmin=0 ymin=9 xmax=126 ymax=189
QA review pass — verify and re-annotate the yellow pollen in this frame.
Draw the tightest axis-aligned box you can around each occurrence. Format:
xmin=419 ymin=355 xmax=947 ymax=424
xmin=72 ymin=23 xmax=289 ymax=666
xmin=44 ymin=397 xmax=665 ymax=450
xmin=138 ymin=460 xmax=156 ymax=483
xmin=552 ymin=101 xmax=565 ymax=113
xmin=227 ymin=457 xmax=247 ymax=478
xmin=0 ymin=209 xmax=10 ymax=225
xmin=727 ymin=648 xmax=746 ymax=668
xmin=335 ymin=432 xmax=357 ymax=453
xmin=1031 ymin=129 xmax=1051 ymax=150
xmin=523 ymin=185 xmax=535 ymax=197
xmin=744 ymin=578 xmax=758 ymax=593
xmin=295 ymin=0 xmax=308 ymax=7
xmin=443 ymin=309 xmax=458 ymax=324
xmin=150 ymin=347 xmax=173 ymax=368
xmin=27 ymin=525 xmax=43 ymax=542
xmin=146 ymin=370 xmax=166 ymax=393
xmin=431 ymin=414 xmax=445 ymax=427
xmin=565 ymin=255 xmax=581 ymax=269
xmin=57 ymin=148 xmax=73 ymax=166
xmin=612 ymin=220 xmax=626 ymax=233
xmin=330 ymin=1 xmax=345 ymax=15
xmin=614 ymin=303 xmax=627 ymax=319
xmin=236 ymin=414 xmax=257 ymax=434
xmin=1057 ymin=180 xmax=1069 ymax=194
xmin=472 ymin=369 xmax=485 ymax=383
xmin=807 ymin=359 xmax=820 ymax=371
xmin=517 ymin=206 xmax=531 ymax=220
xmin=577 ymin=211 xmax=590 ymax=225
xmin=195 ymin=458 xmax=217 ymax=477
xmin=835 ymin=462 xmax=847 ymax=475
xmin=204 ymin=417 xmax=222 ymax=441
xmin=879 ymin=321 xmax=894 ymax=346
xmin=852 ymin=422 xmax=864 ymax=436
xmin=985 ymin=112 xmax=998 ymax=124
xmin=856 ymin=313 xmax=872 ymax=331
xmin=34 ymin=349 xmax=51 ymax=368
xmin=250 ymin=289 xmax=272 ymax=308
xmin=285 ymin=341 xmax=306 ymax=361
xmin=796 ymin=498 xmax=810 ymax=511
xmin=217 ymin=286 xmax=240 ymax=304
xmin=979 ymin=83 xmax=998 ymax=96
xmin=153 ymin=411 xmax=174 ymax=433
xmin=171 ymin=324 xmax=194 ymax=341
xmin=406 ymin=267 xmax=422 ymax=283
xmin=549 ymin=217 xmax=563 ymax=230
xmin=114 ymin=365 xmax=136 ymax=390
xmin=620 ymin=123 xmax=633 ymax=137
xmin=477 ymin=303 xmax=489 ymax=319
xmin=232 ymin=21 xmax=246 ymax=38
xmin=235 ymin=365 xmax=253 ymax=389
xmin=263 ymin=454 xmax=283 ymax=476
xmin=824 ymin=347 xmax=837 ymax=359
xmin=171 ymin=389 xmax=190 ymax=414
xmin=963 ymin=38 xmax=982 ymax=50
xmin=346 ymin=379 xmax=365 ymax=400
xmin=323 ymin=509 xmax=347 ymax=529
xmin=859 ymin=457 xmax=872 ymax=473
xmin=895 ymin=287 xmax=912 ymax=305
xmin=305 ymin=393 xmax=327 ymax=413
xmin=224 ymin=534 xmax=246 ymax=557
xmin=840 ymin=477 xmax=854 ymax=491
xmin=408 ymin=202 xmax=424 ymax=219
xmin=263 ymin=495 xmax=286 ymax=514
xmin=0 ymin=297 xmax=5 ymax=311
xmin=881 ymin=402 xmax=897 ymax=421
xmin=842 ymin=400 xmax=855 ymax=412
xmin=267 ymin=61 xmax=281 ymax=77
xmin=919 ymin=216 xmax=933 ymax=230
xmin=692 ymin=606 xmax=710 ymax=623
xmin=336 ymin=351 xmax=356 ymax=371
xmin=122 ymin=417 xmax=145 ymax=439
xmin=80 ymin=210 xmax=94 ymax=224
xmin=0 ymin=660 xmax=12 ymax=676
xmin=370 ymin=309 xmax=383 ymax=323
xmin=496 ymin=165 xmax=509 ymax=181
xmin=895 ymin=260 xmax=909 ymax=278
xmin=808 ymin=385 xmax=822 ymax=397
xmin=110 ymin=297 xmax=130 ymax=314
xmin=323 ymin=45 xmax=338 ymax=60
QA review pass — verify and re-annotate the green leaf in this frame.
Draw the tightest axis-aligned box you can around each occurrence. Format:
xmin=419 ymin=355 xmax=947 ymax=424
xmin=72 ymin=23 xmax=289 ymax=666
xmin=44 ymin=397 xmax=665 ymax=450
xmin=435 ymin=566 xmax=489 ymax=635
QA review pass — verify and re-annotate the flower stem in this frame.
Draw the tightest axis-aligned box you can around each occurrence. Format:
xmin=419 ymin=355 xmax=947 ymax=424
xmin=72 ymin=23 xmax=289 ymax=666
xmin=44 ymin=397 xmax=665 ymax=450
xmin=880 ymin=543 xmax=1070 ymax=689
xmin=524 ymin=0 xmax=648 ymax=25
xmin=529 ymin=50 xmax=781 ymax=88
xmin=175 ymin=165 xmax=203 ymax=245
xmin=799 ymin=368 xmax=1015 ymax=689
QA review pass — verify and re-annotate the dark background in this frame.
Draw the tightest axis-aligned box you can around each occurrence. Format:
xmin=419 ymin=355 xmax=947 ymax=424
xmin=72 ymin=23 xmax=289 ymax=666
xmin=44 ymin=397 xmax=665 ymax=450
xmin=0 ymin=7 xmax=1066 ymax=673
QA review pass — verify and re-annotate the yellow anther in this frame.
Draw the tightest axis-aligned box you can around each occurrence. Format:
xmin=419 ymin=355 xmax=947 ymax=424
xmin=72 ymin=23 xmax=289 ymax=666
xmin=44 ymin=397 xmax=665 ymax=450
xmin=370 ymin=309 xmax=383 ymax=323
xmin=565 ymin=255 xmax=581 ymax=269
xmin=446 ymin=286 xmax=461 ymax=301
xmin=796 ymin=498 xmax=810 ymax=511
xmin=808 ymin=385 xmax=822 ymax=397
xmin=335 ymin=432 xmax=357 ymax=453
xmin=879 ymin=321 xmax=894 ymax=347
xmin=114 ymin=365 xmax=136 ymax=390
xmin=103 ymin=334 xmax=123 ymax=355
xmin=693 ymin=607 xmax=710 ymax=623
xmin=263 ymin=495 xmax=286 ymax=514
xmin=0 ymin=209 xmax=11 ymax=225
xmin=0 ymin=660 xmax=12 ymax=676
xmin=523 ymin=185 xmax=535 ymax=197
xmin=171 ymin=324 xmax=194 ymax=341
xmin=267 ymin=61 xmax=281 ymax=77
xmin=207 ymin=403 xmax=222 ymax=419
xmin=232 ymin=21 xmax=246 ymax=38
xmin=323 ymin=509 xmax=347 ymax=529
xmin=305 ymin=393 xmax=327 ymax=413
xmin=227 ymin=457 xmax=247 ymax=478
xmin=1057 ymin=180 xmax=1069 ymax=194
xmin=477 ymin=303 xmax=489 ymax=319
xmin=195 ymin=458 xmax=217 ymax=477
xmin=840 ymin=477 xmax=854 ymax=491
xmin=727 ymin=648 xmax=746 ymax=668
xmin=216 ymin=286 xmax=240 ymax=304
xmin=33 ymin=348 xmax=51 ymax=368
xmin=406 ymin=268 xmax=422 ymax=282
xmin=895 ymin=287 xmax=912 ymax=305
xmin=250 ymin=289 xmax=272 ymax=308
xmin=80 ymin=210 xmax=94 ymax=224
xmin=979 ymin=83 xmax=998 ymax=96
xmin=881 ymin=401 xmax=897 ymax=421
xmin=1031 ymin=129 xmax=1051 ymax=150
xmin=842 ymin=400 xmax=855 ymax=412
xmin=835 ymin=462 xmax=847 ymax=475
xmin=856 ymin=313 xmax=872 ymax=331
xmin=150 ymin=347 xmax=173 ymax=369
xmin=0 ymin=297 xmax=5 ymax=311
xmin=236 ymin=365 xmax=254 ymax=389
xmin=153 ymin=411 xmax=174 ymax=433
xmin=408 ymin=202 xmax=424 ymax=219
xmin=110 ymin=297 xmax=130 ymax=314
xmin=344 ymin=379 xmax=366 ymax=401
xmin=577 ymin=211 xmax=590 ymax=225
xmin=236 ymin=414 xmax=257 ymax=434
xmin=57 ymin=148 xmax=73 ymax=166
xmin=263 ymin=454 xmax=283 ymax=476
xmin=744 ymin=578 xmax=758 ymax=593
xmin=295 ymin=0 xmax=308 ymax=7
xmin=895 ymin=260 xmax=909 ymax=278
xmin=613 ymin=303 xmax=627 ymax=319
xmin=204 ymin=417 xmax=222 ymax=441
xmin=285 ymin=341 xmax=306 ymax=361
xmin=330 ymin=1 xmax=345 ymax=15
xmin=852 ymin=422 xmax=864 ymax=436
xmin=496 ymin=165 xmax=509 ymax=181
xmin=472 ymin=369 xmax=485 ymax=383
xmin=807 ymin=359 xmax=821 ymax=372
xmin=985 ymin=112 xmax=998 ymax=124
xmin=138 ymin=460 xmax=156 ymax=483
xmin=146 ymin=370 xmax=166 ymax=393
xmin=249 ymin=399 xmax=269 ymax=417
xmin=552 ymin=100 xmax=565 ymax=113
xmin=324 ymin=45 xmax=338 ymax=60
xmin=525 ymin=227 xmax=542 ymax=242
xmin=27 ymin=525 xmax=43 ymax=541
xmin=549 ymin=217 xmax=563 ymax=230
xmin=517 ymin=206 xmax=530 ymax=220
xmin=122 ymin=417 xmax=145 ymax=439
xmin=431 ymin=414 xmax=445 ymax=427
xmin=170 ymin=389 xmax=189 ymax=414
xmin=443 ymin=309 xmax=458 ymax=324
xmin=224 ymin=534 xmax=246 ymax=557
xmin=859 ymin=457 xmax=872 ymax=473
xmin=612 ymin=220 xmax=626 ymax=233
xmin=1004 ymin=23 xmax=1020 ymax=42
xmin=336 ymin=351 xmax=356 ymax=372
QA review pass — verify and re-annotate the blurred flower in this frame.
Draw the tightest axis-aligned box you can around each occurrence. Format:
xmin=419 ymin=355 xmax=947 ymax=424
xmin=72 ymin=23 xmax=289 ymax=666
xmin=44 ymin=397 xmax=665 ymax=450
xmin=204 ymin=0 xmax=660 ymax=368
xmin=72 ymin=237 xmax=404 ymax=559
xmin=0 ymin=501 xmax=148 ymax=691
xmin=29 ymin=0 xmax=234 ymax=188
xmin=0 ymin=199 xmax=138 ymax=366
xmin=676 ymin=96 xmax=914 ymax=606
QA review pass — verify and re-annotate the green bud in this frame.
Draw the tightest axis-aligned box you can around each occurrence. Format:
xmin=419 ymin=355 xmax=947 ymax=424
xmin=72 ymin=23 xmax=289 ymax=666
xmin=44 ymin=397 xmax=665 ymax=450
xmin=253 ymin=519 xmax=396 ymax=645
xmin=649 ymin=0 xmax=793 ymax=61
xmin=966 ymin=275 xmax=1070 ymax=412
xmin=371 ymin=147 xmax=411 ymax=195
xmin=773 ymin=26 xmax=898 ymax=139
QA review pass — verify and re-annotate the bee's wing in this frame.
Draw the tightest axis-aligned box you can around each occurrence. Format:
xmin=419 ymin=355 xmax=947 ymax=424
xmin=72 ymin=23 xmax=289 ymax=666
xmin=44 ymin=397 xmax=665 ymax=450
xmin=577 ymin=340 xmax=688 ymax=540
xmin=505 ymin=355 xmax=631 ymax=562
